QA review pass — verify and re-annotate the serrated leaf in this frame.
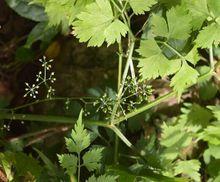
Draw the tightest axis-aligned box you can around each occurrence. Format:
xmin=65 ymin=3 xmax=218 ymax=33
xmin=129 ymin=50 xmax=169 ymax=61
xmin=151 ymin=14 xmax=169 ymax=37
xmin=87 ymin=174 xmax=117 ymax=182
xmin=14 ymin=152 xmax=42 ymax=178
xmin=174 ymin=160 xmax=201 ymax=182
xmin=152 ymin=6 xmax=192 ymax=39
xmin=185 ymin=46 xmax=200 ymax=65
xmin=208 ymin=145 xmax=220 ymax=159
xmin=207 ymin=0 xmax=220 ymax=18
xmin=161 ymin=122 xmax=192 ymax=148
xmin=83 ymin=148 xmax=103 ymax=171
xmin=207 ymin=105 xmax=220 ymax=120
xmin=180 ymin=103 xmax=212 ymax=128
xmin=183 ymin=0 xmax=209 ymax=30
xmin=198 ymin=123 xmax=220 ymax=145
xmin=170 ymin=61 xmax=199 ymax=97
xmin=129 ymin=0 xmax=157 ymax=15
xmin=166 ymin=6 xmax=192 ymax=40
xmin=73 ymin=0 xmax=128 ymax=47
xmin=58 ymin=154 xmax=77 ymax=175
xmin=195 ymin=23 xmax=220 ymax=48
xmin=65 ymin=110 xmax=91 ymax=153
xmin=32 ymin=0 xmax=93 ymax=31
xmin=137 ymin=39 xmax=181 ymax=80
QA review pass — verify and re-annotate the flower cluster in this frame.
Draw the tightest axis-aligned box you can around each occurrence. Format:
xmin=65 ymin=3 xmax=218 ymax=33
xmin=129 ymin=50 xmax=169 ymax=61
xmin=24 ymin=56 xmax=56 ymax=99
xmin=94 ymin=77 xmax=154 ymax=119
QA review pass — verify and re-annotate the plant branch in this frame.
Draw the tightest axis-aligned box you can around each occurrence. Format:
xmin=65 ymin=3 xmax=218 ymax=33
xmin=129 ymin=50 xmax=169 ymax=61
xmin=110 ymin=41 xmax=135 ymax=123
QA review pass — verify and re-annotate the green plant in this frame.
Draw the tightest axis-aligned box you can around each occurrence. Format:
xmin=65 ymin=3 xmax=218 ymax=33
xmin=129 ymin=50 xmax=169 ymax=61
xmin=1 ymin=0 xmax=220 ymax=181
xmin=58 ymin=110 xmax=116 ymax=181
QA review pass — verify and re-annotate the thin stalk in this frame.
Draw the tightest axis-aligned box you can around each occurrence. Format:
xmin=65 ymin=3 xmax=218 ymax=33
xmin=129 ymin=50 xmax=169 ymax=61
xmin=135 ymin=18 xmax=149 ymax=37
xmin=110 ymin=0 xmax=122 ymax=13
xmin=77 ymin=153 xmax=81 ymax=182
xmin=2 ymin=97 xmax=95 ymax=112
xmin=114 ymin=42 xmax=123 ymax=164
xmin=129 ymin=59 xmax=137 ymax=84
xmin=114 ymin=134 xmax=119 ymax=164
xmin=118 ymin=43 xmax=123 ymax=90
xmin=209 ymin=45 xmax=214 ymax=69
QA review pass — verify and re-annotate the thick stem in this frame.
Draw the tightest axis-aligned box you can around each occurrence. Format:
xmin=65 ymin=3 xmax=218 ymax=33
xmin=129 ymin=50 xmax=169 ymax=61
xmin=0 ymin=113 xmax=108 ymax=127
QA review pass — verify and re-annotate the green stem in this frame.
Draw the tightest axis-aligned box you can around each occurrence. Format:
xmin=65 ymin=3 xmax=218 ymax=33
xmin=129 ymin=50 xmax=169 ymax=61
xmin=0 ymin=112 xmax=108 ymax=127
xmin=114 ymin=134 xmax=119 ymax=164
xmin=110 ymin=125 xmax=133 ymax=148
xmin=118 ymin=43 xmax=123 ymax=90
xmin=114 ymin=42 xmax=123 ymax=164
xmin=2 ymin=97 xmax=95 ymax=112
xmin=77 ymin=153 xmax=81 ymax=182
xmin=113 ymin=91 xmax=176 ymax=124
xmin=209 ymin=45 xmax=214 ymax=69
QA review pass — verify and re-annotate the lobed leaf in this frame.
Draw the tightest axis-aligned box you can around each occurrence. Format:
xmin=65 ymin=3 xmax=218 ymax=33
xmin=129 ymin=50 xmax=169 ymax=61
xmin=170 ymin=61 xmax=199 ymax=98
xmin=65 ymin=110 xmax=91 ymax=154
xmin=73 ymin=0 xmax=128 ymax=47
xmin=129 ymin=0 xmax=157 ymax=15
xmin=83 ymin=148 xmax=104 ymax=171
xmin=174 ymin=160 xmax=201 ymax=182
xmin=137 ymin=39 xmax=181 ymax=80
xmin=57 ymin=154 xmax=77 ymax=175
